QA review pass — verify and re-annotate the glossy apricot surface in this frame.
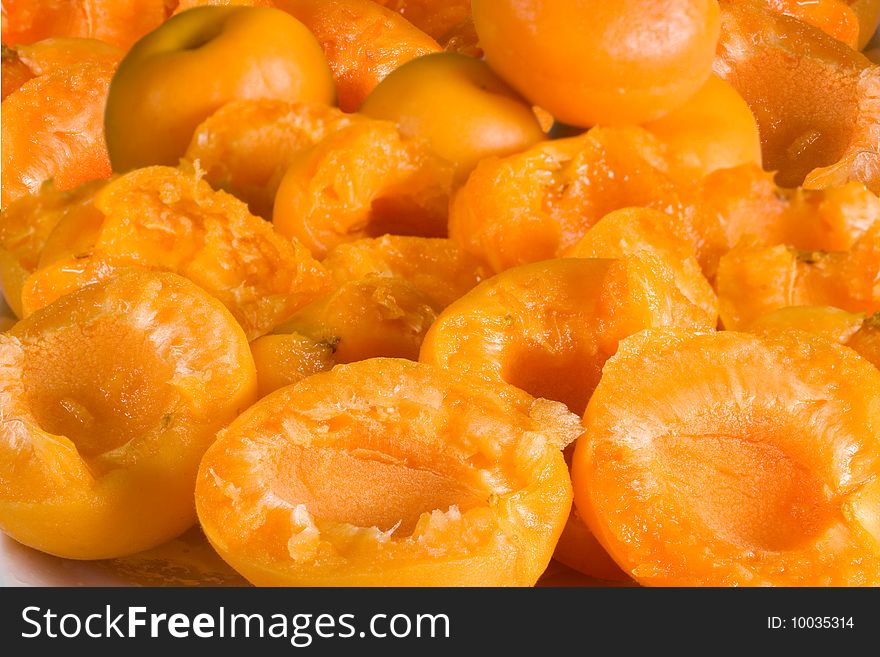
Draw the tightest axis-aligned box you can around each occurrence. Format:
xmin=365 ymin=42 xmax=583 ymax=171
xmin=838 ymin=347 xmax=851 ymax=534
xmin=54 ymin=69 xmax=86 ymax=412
xmin=0 ymin=270 xmax=257 ymax=559
xmin=472 ymin=0 xmax=721 ymax=126
xmin=574 ymin=329 xmax=880 ymax=586
xmin=196 ymin=358 xmax=578 ymax=586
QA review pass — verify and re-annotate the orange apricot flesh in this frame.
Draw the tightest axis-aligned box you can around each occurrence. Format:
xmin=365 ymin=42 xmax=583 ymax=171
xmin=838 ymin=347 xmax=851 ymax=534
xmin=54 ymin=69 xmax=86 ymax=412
xmin=185 ymin=100 xmax=362 ymax=218
xmin=1 ymin=0 xmax=170 ymax=50
xmin=715 ymin=0 xmax=880 ymax=192
xmin=765 ymin=0 xmax=860 ymax=48
xmin=250 ymin=332 xmax=336 ymax=398
xmin=421 ymin=257 xmax=715 ymax=419
xmin=195 ymin=357 xmax=578 ymax=586
xmin=0 ymin=179 xmax=106 ymax=318
xmin=18 ymin=166 xmax=330 ymax=339
xmin=322 ymin=235 xmax=489 ymax=310
xmin=1 ymin=39 xmax=120 ymax=209
xmin=573 ymin=329 xmax=880 ymax=586
xmin=273 ymin=120 xmax=454 ymax=258
xmin=565 ymin=207 xmax=718 ymax=324
xmin=748 ymin=305 xmax=880 ymax=370
xmin=716 ymin=226 xmax=880 ymax=329
xmin=0 ymin=270 xmax=257 ymax=559
xmin=370 ymin=0 xmax=472 ymax=41
xmin=448 ymin=126 xmax=688 ymax=273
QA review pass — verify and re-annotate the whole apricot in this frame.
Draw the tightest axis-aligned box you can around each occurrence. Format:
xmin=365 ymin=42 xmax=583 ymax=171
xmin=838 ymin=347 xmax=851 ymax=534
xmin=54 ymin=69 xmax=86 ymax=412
xmin=360 ymin=52 xmax=545 ymax=179
xmin=104 ymin=6 xmax=335 ymax=171
xmin=472 ymin=0 xmax=721 ymax=126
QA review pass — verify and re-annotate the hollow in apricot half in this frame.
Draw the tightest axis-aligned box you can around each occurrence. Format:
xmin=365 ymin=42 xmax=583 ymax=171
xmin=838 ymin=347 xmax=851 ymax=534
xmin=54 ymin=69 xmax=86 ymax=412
xmin=196 ymin=358 xmax=578 ymax=586
xmin=573 ymin=329 xmax=880 ymax=586
xmin=0 ymin=270 xmax=257 ymax=559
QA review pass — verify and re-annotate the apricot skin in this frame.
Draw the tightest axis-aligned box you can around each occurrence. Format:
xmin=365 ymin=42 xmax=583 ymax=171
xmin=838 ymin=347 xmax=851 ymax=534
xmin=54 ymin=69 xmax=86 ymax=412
xmin=104 ymin=6 xmax=336 ymax=172
xmin=360 ymin=52 xmax=546 ymax=180
xmin=0 ymin=270 xmax=257 ymax=560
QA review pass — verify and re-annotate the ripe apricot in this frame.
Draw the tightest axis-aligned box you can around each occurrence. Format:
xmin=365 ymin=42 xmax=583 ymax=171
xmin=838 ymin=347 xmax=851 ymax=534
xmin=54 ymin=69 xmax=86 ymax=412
xmin=253 ymin=276 xmax=437 ymax=395
xmin=275 ymin=276 xmax=437 ymax=363
xmin=185 ymin=100 xmax=361 ymax=218
xmin=196 ymin=357 xmax=577 ymax=586
xmin=360 ymin=52 xmax=545 ymax=180
xmin=847 ymin=0 xmax=880 ymax=48
xmin=0 ymin=180 xmax=106 ymax=318
xmin=370 ymin=0 xmax=472 ymax=41
xmin=19 ymin=166 xmax=331 ymax=339
xmin=322 ymin=235 xmax=489 ymax=310
xmin=574 ymin=329 xmax=880 ymax=586
xmin=748 ymin=305 xmax=880 ymax=370
xmin=716 ymin=226 xmax=880 ymax=329
xmin=765 ymin=0 xmax=860 ymax=47
xmin=1 ymin=39 xmax=120 ymax=209
xmin=472 ymin=0 xmax=721 ymax=127
xmin=250 ymin=332 xmax=336 ymax=398
xmin=693 ymin=163 xmax=880 ymax=277
xmin=421 ymin=257 xmax=715 ymax=418
xmin=273 ymin=120 xmax=454 ymax=258
xmin=0 ymin=270 xmax=257 ymax=559
xmin=448 ymin=126 xmax=688 ymax=273
xmin=565 ymin=208 xmax=718 ymax=323
xmin=105 ymin=6 xmax=335 ymax=172
xmin=273 ymin=0 xmax=441 ymax=111
xmin=715 ymin=0 xmax=880 ymax=192
xmin=1 ymin=0 xmax=169 ymax=50
xmin=643 ymin=75 xmax=762 ymax=180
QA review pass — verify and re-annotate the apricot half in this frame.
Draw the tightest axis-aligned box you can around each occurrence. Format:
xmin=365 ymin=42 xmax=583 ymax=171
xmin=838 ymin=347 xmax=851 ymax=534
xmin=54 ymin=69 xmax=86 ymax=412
xmin=573 ymin=329 xmax=880 ymax=586
xmin=195 ymin=358 xmax=577 ymax=586
xmin=273 ymin=120 xmax=454 ymax=258
xmin=0 ymin=270 xmax=257 ymax=559
xmin=105 ymin=6 xmax=335 ymax=171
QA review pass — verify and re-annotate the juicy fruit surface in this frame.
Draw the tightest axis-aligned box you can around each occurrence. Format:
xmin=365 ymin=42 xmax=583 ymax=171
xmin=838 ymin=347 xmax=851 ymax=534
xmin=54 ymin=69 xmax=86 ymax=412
xmin=2 ymin=0 xmax=880 ymax=589
xmin=574 ymin=329 xmax=880 ymax=586
xmin=196 ymin=358 xmax=577 ymax=586
xmin=0 ymin=270 xmax=257 ymax=559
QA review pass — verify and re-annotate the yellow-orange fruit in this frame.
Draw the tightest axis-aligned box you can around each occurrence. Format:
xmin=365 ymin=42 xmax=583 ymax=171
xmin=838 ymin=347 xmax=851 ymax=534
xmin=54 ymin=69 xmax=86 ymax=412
xmin=421 ymin=257 xmax=715 ymax=418
xmin=360 ymin=52 xmax=545 ymax=180
xmin=185 ymin=100 xmax=362 ymax=218
xmin=574 ymin=328 xmax=880 ymax=586
xmin=104 ymin=6 xmax=336 ymax=172
xmin=19 ymin=167 xmax=330 ymax=339
xmin=250 ymin=332 xmax=336 ymax=398
xmin=322 ymin=235 xmax=489 ymax=310
xmin=716 ymin=226 xmax=880 ymax=329
xmin=273 ymin=0 xmax=441 ymax=111
xmin=0 ymin=180 xmax=106 ymax=318
xmin=196 ymin=358 xmax=578 ymax=586
xmin=448 ymin=126 xmax=689 ymax=273
xmin=0 ymin=270 xmax=257 ymax=559
xmin=472 ymin=0 xmax=721 ymax=126
xmin=273 ymin=121 xmax=454 ymax=258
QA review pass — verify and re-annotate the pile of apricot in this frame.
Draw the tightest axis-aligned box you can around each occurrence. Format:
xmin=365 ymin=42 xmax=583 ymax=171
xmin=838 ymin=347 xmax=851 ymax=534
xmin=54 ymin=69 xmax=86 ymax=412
xmin=1 ymin=0 xmax=879 ymax=587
